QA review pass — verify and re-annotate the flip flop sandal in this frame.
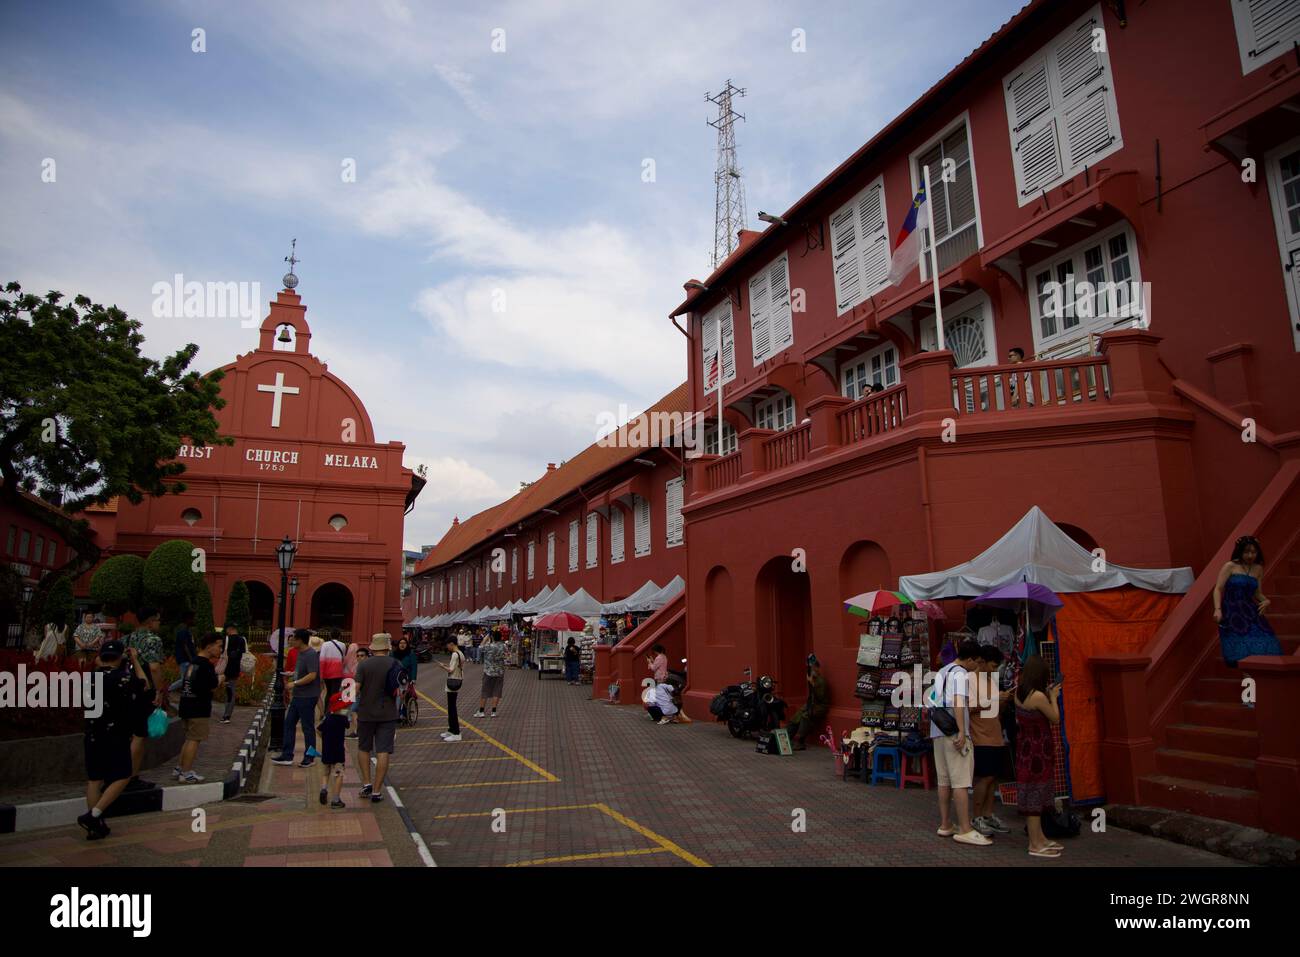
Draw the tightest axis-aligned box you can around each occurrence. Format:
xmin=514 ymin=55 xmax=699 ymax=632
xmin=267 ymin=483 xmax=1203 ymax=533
xmin=937 ymin=826 xmax=958 ymax=837
xmin=1045 ymin=841 xmax=1064 ymax=851
xmin=1028 ymin=847 xmax=1062 ymax=858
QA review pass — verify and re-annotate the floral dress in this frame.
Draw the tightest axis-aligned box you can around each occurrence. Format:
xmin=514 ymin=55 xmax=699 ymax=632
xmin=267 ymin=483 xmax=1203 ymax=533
xmin=1015 ymin=704 xmax=1055 ymax=816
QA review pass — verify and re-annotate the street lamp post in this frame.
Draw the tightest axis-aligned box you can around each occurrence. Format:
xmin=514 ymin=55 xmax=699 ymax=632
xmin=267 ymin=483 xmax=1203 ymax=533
xmin=18 ymin=584 xmax=34 ymax=650
xmin=269 ymin=535 xmax=297 ymax=750
xmin=289 ymin=576 xmax=299 ymax=629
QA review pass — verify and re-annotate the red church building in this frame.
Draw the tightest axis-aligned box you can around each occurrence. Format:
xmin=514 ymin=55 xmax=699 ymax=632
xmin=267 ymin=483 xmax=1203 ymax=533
xmin=665 ymin=0 xmax=1300 ymax=835
xmin=112 ymin=284 xmax=422 ymax=641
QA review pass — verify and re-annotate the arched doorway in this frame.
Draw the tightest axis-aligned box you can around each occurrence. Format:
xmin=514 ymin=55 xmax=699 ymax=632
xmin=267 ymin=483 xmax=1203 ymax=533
xmin=838 ymin=540 xmax=891 ymax=648
xmin=753 ymin=556 xmax=813 ymax=707
xmin=704 ymin=565 xmax=734 ymax=647
xmin=1057 ymin=522 xmax=1098 ymax=554
xmin=244 ymin=581 xmax=275 ymax=631
xmin=311 ymin=582 xmax=354 ymax=635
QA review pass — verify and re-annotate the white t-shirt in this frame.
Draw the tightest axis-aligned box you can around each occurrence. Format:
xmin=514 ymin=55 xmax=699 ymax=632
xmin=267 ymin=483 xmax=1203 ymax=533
xmin=319 ymin=639 xmax=345 ymax=679
xmin=928 ymin=662 xmax=970 ymax=739
xmin=653 ymin=684 xmax=678 ymax=716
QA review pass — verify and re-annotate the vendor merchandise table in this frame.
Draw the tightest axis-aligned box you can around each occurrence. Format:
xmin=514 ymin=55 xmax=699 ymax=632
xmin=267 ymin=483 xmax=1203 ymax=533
xmin=538 ymin=654 xmax=564 ymax=678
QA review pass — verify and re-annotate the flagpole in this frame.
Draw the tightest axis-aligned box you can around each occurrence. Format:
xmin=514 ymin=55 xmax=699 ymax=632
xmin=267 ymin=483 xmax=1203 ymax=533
xmin=923 ymin=163 xmax=946 ymax=352
xmin=716 ymin=318 xmax=724 ymax=449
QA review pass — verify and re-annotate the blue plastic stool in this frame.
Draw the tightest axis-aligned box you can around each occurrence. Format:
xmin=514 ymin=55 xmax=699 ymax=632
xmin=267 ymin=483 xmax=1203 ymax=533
xmin=870 ymin=745 xmax=902 ymax=786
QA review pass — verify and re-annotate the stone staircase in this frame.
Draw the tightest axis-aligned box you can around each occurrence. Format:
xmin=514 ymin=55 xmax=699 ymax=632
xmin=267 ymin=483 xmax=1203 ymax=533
xmin=1137 ymin=546 xmax=1300 ymax=827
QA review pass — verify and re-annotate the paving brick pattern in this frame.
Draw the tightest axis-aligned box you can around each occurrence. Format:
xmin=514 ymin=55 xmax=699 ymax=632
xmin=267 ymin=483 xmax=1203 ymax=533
xmin=395 ymin=661 xmax=1244 ymax=867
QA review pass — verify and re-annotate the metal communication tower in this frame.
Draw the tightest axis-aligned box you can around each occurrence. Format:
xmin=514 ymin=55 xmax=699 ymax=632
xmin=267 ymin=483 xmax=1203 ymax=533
xmin=707 ymin=80 xmax=747 ymax=269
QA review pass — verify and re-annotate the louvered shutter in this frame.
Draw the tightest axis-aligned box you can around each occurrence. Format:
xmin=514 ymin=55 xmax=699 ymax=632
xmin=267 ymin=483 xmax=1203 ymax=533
xmin=702 ymin=309 xmax=720 ymax=391
xmin=767 ymin=254 xmax=794 ymax=355
xmin=855 ymin=183 xmax=890 ymax=293
xmin=511 ymin=547 xmax=518 ymax=583
xmin=1006 ymin=57 xmax=1063 ymax=199
xmin=569 ymin=520 xmax=579 ymax=571
xmin=1053 ymin=13 xmax=1118 ymax=170
xmin=527 ymin=542 xmax=535 ymax=579
xmin=748 ymin=264 xmax=772 ymax=365
xmin=719 ymin=303 xmax=735 ymax=381
xmin=666 ymin=478 xmax=684 ymax=546
xmin=634 ymin=496 xmax=651 ymax=557
xmin=586 ymin=513 xmax=598 ymax=568
xmin=610 ymin=509 xmax=624 ymax=563
xmin=547 ymin=533 xmax=555 ymax=573
xmin=1232 ymin=0 xmax=1300 ymax=72
xmin=702 ymin=302 xmax=734 ymax=389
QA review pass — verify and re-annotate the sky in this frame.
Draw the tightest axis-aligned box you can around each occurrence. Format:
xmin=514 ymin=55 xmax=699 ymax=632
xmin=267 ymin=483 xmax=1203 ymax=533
xmin=0 ymin=0 xmax=1027 ymax=551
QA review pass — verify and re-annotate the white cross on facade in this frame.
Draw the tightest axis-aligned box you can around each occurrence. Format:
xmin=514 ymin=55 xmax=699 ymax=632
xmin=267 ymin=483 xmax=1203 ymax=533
xmin=256 ymin=371 xmax=300 ymax=428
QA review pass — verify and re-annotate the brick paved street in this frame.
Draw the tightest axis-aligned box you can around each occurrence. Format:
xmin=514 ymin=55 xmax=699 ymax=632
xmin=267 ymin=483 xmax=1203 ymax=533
xmin=393 ymin=659 xmax=1244 ymax=867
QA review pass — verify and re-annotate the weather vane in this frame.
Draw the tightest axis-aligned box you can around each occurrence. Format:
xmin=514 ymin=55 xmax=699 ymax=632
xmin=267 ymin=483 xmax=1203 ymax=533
xmin=282 ymin=238 xmax=300 ymax=290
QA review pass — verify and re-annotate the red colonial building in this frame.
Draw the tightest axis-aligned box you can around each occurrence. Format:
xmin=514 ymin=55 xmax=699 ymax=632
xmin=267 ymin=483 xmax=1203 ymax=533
xmin=657 ymin=0 xmax=1300 ymax=834
xmin=112 ymin=284 xmax=422 ymax=640
xmin=409 ymin=385 xmax=691 ymax=690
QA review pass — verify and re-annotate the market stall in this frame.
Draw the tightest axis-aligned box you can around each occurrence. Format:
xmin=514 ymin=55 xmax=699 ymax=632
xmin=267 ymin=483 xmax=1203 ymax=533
xmin=532 ymin=587 xmax=602 ymax=677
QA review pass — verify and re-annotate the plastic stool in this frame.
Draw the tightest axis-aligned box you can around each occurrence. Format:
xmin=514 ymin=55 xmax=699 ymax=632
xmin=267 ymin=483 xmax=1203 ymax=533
xmin=898 ymin=750 xmax=934 ymax=790
xmin=870 ymin=746 xmax=902 ymax=786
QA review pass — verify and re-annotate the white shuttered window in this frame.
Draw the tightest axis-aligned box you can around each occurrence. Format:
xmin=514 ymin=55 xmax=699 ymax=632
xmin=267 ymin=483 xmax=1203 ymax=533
xmin=633 ymin=495 xmax=651 ymax=558
xmin=527 ymin=541 xmax=535 ymax=580
xmin=748 ymin=252 xmax=795 ymax=365
xmin=511 ymin=547 xmax=518 ymax=584
xmin=1231 ymin=0 xmax=1300 ymax=74
xmin=665 ymin=477 xmax=685 ymax=547
xmin=568 ymin=520 xmax=579 ymax=571
xmin=610 ymin=508 xmax=625 ymax=564
xmin=701 ymin=301 xmax=736 ymax=394
xmin=585 ymin=513 xmax=599 ymax=569
xmin=546 ymin=532 xmax=555 ymax=574
xmin=1004 ymin=4 xmax=1122 ymax=206
xmin=830 ymin=176 xmax=890 ymax=315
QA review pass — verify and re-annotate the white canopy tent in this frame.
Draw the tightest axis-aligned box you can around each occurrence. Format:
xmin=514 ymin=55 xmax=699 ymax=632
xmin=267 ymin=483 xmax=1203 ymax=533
xmin=898 ymin=506 xmax=1194 ymax=599
xmin=602 ymin=580 xmax=660 ymax=615
xmin=643 ymin=575 xmax=686 ymax=610
xmin=544 ymin=587 xmax=604 ymax=618
xmin=529 ymin=585 xmax=571 ymax=615
xmin=517 ymin=586 xmax=554 ymax=614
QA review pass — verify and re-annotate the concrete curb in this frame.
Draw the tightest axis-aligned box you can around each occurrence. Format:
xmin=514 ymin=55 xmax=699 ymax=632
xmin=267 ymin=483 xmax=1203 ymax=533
xmin=0 ymin=688 xmax=274 ymax=834
xmin=1105 ymin=803 xmax=1300 ymax=866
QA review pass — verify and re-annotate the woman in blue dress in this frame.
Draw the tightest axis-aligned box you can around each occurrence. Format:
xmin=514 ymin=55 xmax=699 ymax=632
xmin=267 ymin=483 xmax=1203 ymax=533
xmin=1213 ymin=535 xmax=1280 ymax=670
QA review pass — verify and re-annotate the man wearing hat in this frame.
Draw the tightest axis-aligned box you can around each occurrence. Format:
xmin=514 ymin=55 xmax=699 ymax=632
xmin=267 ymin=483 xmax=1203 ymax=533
xmin=354 ymin=633 xmax=401 ymax=803
xmin=271 ymin=628 xmax=320 ymax=767
xmin=78 ymin=640 xmax=148 ymax=840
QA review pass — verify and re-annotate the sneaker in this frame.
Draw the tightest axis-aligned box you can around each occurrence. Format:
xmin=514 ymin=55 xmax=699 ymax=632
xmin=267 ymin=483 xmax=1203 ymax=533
xmin=473 ymin=710 xmax=485 ymax=717
xmin=330 ymin=799 xmax=346 ymax=810
xmin=985 ymin=815 xmax=1011 ymax=834
xmin=953 ymin=830 xmax=994 ymax=846
xmin=439 ymin=731 xmax=451 ymax=738
xmin=179 ymin=771 xmax=205 ymax=784
xmin=271 ymin=755 xmax=295 ymax=766
xmin=973 ymin=817 xmax=995 ymax=837
xmin=358 ymin=784 xmax=373 ymax=798
xmin=77 ymin=812 xmax=110 ymax=841
xmin=490 ymin=711 xmax=498 ymax=717
xmin=319 ymin=787 xmax=328 ymax=806
xmin=370 ymin=792 xmax=385 ymax=803
xmin=298 ymin=757 xmax=315 ymax=768
xmin=657 ymin=717 xmax=673 ymax=725
xmin=219 ymin=717 xmax=231 ymax=725
xmin=444 ymin=734 xmax=462 ymax=742
xmin=172 ymin=766 xmax=182 ymax=780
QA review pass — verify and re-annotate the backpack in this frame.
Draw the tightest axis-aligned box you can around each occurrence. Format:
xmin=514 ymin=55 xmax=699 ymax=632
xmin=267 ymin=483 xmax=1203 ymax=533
xmin=1041 ymin=805 xmax=1082 ymax=839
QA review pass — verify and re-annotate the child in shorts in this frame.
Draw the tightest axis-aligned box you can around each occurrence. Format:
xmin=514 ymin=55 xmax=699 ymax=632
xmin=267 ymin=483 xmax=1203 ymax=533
xmin=318 ymin=691 xmax=350 ymax=809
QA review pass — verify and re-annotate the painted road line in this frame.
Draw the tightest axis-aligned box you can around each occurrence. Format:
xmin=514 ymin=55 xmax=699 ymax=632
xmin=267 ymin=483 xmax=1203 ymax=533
xmin=508 ymin=847 xmax=671 ymax=867
xmin=415 ymin=688 xmax=559 ymax=782
xmin=432 ymin=803 xmax=600 ymax=820
xmin=386 ymin=785 xmax=436 ymax=868
xmin=399 ymin=778 xmax=555 ymax=791
xmin=594 ymin=803 xmax=710 ymax=867
xmin=389 ymin=755 xmax=517 ymax=766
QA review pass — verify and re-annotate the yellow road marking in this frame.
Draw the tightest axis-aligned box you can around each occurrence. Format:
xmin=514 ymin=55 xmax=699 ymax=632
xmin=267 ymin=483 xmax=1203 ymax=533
xmin=509 ymin=847 xmax=670 ymax=867
xmin=400 ymin=779 xmax=554 ymax=791
xmin=390 ymin=755 xmax=516 ymax=766
xmin=433 ymin=803 xmax=600 ymax=820
xmin=593 ymin=803 xmax=710 ymax=868
xmin=415 ymin=688 xmax=558 ymax=782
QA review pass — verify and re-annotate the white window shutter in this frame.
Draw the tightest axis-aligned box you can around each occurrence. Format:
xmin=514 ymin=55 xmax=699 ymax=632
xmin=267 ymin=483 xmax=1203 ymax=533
xmin=702 ymin=310 xmax=719 ymax=390
xmin=569 ymin=520 xmax=579 ymax=571
xmin=720 ymin=304 xmax=735 ymax=381
xmin=666 ymin=478 xmax=684 ymax=546
xmin=1052 ymin=11 xmax=1120 ymax=171
xmin=832 ymin=178 xmax=888 ymax=314
xmin=610 ymin=508 xmax=624 ymax=564
xmin=855 ymin=183 xmax=890 ymax=293
xmin=748 ymin=265 xmax=773 ymax=365
xmin=547 ymin=532 xmax=555 ymax=573
xmin=831 ymin=199 xmax=862 ymax=313
xmin=1232 ymin=0 xmax=1300 ymax=73
xmin=768 ymin=254 xmax=794 ymax=355
xmin=527 ymin=541 xmax=535 ymax=580
xmin=1005 ymin=57 xmax=1063 ymax=199
xmin=634 ymin=495 xmax=651 ymax=557
xmin=511 ymin=547 xmax=518 ymax=583
xmin=586 ymin=513 xmax=598 ymax=568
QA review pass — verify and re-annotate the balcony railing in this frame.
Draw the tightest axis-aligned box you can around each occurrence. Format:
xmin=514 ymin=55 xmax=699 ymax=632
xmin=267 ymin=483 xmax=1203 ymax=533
xmin=837 ymin=384 xmax=908 ymax=447
xmin=706 ymin=451 xmax=742 ymax=492
xmin=762 ymin=422 xmax=812 ymax=472
xmin=951 ymin=355 xmax=1111 ymax=415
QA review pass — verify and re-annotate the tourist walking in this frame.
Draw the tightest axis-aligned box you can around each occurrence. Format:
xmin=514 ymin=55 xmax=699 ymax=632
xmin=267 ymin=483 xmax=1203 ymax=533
xmin=475 ymin=631 xmax=507 ymax=717
xmin=1214 ymin=535 xmax=1280 ymax=706
xmin=175 ymin=632 xmax=224 ymax=783
xmin=219 ymin=623 xmax=246 ymax=724
xmin=931 ymin=640 xmax=991 ymax=846
xmin=438 ymin=637 xmax=466 ymax=742
xmin=271 ymin=629 xmax=319 ymax=767
xmin=563 ymin=636 xmax=580 ymax=684
xmin=355 ymin=633 xmax=400 ymax=803
xmin=319 ymin=627 xmax=347 ymax=703
xmin=168 ymin=611 xmax=197 ymax=694
xmin=1015 ymin=654 xmax=1063 ymax=858
xmin=317 ymin=692 xmax=350 ymax=809
xmin=124 ymin=607 xmax=166 ymax=790
xmin=78 ymin=640 xmax=147 ymax=840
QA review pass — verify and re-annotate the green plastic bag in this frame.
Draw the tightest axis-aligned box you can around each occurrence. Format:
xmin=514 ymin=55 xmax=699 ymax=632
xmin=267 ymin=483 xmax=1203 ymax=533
xmin=146 ymin=707 xmax=169 ymax=738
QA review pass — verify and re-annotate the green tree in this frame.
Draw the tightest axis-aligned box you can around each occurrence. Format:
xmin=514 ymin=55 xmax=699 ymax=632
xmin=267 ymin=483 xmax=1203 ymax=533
xmin=225 ymin=580 xmax=251 ymax=632
xmin=89 ymin=554 xmax=145 ymax=616
xmin=143 ymin=539 xmax=204 ymax=640
xmin=194 ymin=577 xmax=215 ymax=637
xmin=37 ymin=573 xmax=76 ymax=629
xmin=0 ymin=283 xmax=229 ymax=614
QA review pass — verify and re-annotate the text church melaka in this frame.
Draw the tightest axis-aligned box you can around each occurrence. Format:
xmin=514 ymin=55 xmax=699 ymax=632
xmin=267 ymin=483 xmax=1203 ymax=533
xmin=111 ymin=285 xmax=423 ymax=640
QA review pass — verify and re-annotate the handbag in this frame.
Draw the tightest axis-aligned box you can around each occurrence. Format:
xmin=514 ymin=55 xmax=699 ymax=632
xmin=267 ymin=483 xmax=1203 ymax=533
xmin=240 ymin=641 xmax=256 ymax=675
xmin=146 ymin=706 xmax=169 ymax=738
xmin=446 ymin=678 xmax=463 ymax=692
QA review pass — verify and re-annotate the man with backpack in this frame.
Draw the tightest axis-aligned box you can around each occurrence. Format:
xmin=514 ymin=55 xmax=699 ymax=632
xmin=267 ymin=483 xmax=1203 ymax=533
xmin=354 ymin=633 xmax=402 ymax=804
xmin=220 ymin=622 xmax=247 ymax=724
xmin=79 ymin=640 xmax=148 ymax=840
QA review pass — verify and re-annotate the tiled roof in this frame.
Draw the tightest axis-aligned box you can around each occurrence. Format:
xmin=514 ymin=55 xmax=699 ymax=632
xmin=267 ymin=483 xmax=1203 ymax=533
xmin=413 ymin=382 xmax=689 ymax=576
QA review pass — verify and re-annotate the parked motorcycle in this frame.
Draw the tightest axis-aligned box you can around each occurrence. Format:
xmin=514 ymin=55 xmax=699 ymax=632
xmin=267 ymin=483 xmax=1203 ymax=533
xmin=709 ymin=668 xmax=786 ymax=738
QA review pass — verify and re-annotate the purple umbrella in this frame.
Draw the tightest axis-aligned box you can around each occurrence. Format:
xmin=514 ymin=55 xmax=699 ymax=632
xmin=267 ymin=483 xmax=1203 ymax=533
xmin=971 ymin=581 xmax=1063 ymax=631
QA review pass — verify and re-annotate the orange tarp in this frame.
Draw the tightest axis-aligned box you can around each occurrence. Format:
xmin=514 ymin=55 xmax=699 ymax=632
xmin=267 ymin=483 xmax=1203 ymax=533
xmin=1053 ymin=587 xmax=1181 ymax=803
